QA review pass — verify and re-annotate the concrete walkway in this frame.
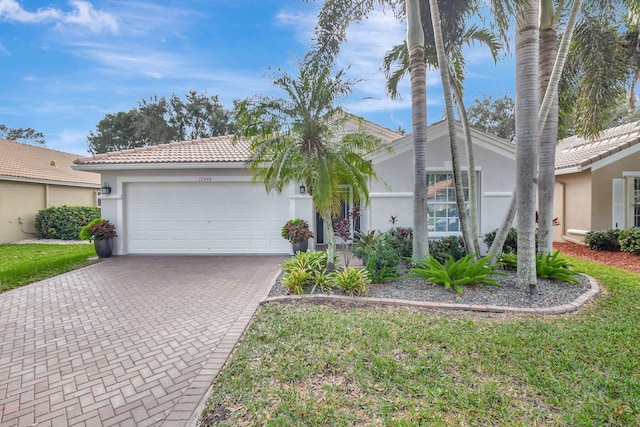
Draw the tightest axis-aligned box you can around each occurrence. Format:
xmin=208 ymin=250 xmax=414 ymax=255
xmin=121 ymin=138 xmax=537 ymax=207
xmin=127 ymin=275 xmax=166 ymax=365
xmin=0 ymin=255 xmax=286 ymax=427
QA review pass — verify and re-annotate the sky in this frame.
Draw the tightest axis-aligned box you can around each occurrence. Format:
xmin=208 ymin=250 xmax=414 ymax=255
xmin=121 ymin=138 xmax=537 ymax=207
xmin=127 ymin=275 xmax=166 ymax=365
xmin=0 ymin=0 xmax=516 ymax=155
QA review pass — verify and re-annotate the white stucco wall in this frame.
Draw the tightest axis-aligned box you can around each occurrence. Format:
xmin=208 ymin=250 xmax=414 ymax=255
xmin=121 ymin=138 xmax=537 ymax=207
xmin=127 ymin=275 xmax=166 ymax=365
xmin=366 ymin=122 xmax=516 ymax=242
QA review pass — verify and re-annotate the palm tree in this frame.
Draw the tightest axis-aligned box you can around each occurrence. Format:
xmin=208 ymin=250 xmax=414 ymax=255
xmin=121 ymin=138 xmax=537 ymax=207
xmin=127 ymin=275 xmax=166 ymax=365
xmin=514 ymin=0 xmax=540 ymax=291
xmin=405 ymin=0 xmax=430 ymax=259
xmin=234 ymin=57 xmax=383 ymax=270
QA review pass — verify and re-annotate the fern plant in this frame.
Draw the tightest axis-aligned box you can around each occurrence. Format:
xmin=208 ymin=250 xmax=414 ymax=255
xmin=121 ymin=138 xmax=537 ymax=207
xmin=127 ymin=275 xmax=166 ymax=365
xmin=331 ymin=267 xmax=371 ymax=296
xmin=408 ymin=254 xmax=504 ymax=294
xmin=536 ymin=251 xmax=581 ymax=284
xmin=365 ymin=258 xmax=398 ymax=283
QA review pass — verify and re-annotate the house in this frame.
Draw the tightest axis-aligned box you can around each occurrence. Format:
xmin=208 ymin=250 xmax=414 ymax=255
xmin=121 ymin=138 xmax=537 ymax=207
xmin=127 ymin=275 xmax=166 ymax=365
xmin=0 ymin=139 xmax=101 ymax=244
xmin=73 ymin=119 xmax=516 ymax=255
xmin=554 ymin=120 xmax=640 ymax=243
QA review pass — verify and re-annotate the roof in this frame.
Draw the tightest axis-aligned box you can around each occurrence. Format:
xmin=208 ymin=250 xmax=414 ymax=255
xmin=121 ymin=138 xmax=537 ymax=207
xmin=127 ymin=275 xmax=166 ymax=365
xmin=74 ymin=118 xmax=403 ymax=168
xmin=555 ymin=120 xmax=640 ymax=172
xmin=74 ymin=135 xmax=249 ymax=166
xmin=0 ymin=139 xmax=100 ymax=186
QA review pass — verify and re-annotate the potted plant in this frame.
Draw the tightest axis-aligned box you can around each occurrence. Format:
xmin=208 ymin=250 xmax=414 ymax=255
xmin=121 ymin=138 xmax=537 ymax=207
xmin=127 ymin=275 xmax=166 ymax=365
xmin=80 ymin=218 xmax=117 ymax=258
xmin=281 ymin=219 xmax=314 ymax=253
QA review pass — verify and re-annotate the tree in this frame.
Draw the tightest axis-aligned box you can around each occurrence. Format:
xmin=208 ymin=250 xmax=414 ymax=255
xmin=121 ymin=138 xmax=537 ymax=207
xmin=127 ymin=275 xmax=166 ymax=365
xmin=234 ymin=57 xmax=384 ymax=270
xmin=0 ymin=125 xmax=45 ymax=146
xmin=311 ymin=0 xmax=509 ymax=259
xmin=466 ymin=94 xmax=515 ymax=140
xmin=405 ymin=0 xmax=430 ymax=259
xmin=514 ymin=0 xmax=540 ymax=291
xmin=87 ymin=91 xmax=235 ymax=154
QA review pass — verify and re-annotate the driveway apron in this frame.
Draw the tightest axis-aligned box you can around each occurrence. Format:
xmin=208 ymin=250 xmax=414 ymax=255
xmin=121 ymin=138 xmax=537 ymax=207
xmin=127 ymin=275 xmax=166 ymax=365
xmin=0 ymin=255 xmax=286 ymax=427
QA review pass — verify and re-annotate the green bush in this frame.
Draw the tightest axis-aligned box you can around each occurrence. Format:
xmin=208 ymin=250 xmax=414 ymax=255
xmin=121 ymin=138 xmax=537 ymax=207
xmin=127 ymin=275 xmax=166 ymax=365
xmin=281 ymin=251 xmax=337 ymax=294
xmin=34 ymin=206 xmax=101 ymax=240
xmin=366 ymin=237 xmax=401 ymax=277
xmin=429 ymin=235 xmax=468 ymax=264
xmin=331 ymin=267 xmax=370 ymax=296
xmin=408 ymin=254 xmax=504 ymax=294
xmin=619 ymin=228 xmax=640 ymax=255
xmin=584 ymin=229 xmax=621 ymax=251
xmin=536 ymin=251 xmax=581 ymax=284
xmin=385 ymin=227 xmax=413 ymax=258
xmin=483 ymin=227 xmax=519 ymax=254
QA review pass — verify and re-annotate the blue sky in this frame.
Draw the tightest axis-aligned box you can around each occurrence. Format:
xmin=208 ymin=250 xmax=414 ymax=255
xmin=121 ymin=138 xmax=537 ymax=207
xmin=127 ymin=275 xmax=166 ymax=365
xmin=0 ymin=0 xmax=515 ymax=155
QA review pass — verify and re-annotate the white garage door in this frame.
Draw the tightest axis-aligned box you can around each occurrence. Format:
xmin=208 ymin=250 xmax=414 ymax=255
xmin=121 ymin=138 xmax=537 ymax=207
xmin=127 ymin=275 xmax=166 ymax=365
xmin=125 ymin=182 xmax=290 ymax=254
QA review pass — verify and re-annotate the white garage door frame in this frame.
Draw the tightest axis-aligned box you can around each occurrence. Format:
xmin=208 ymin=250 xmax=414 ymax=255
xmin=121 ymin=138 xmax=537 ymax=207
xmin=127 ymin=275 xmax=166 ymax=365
xmin=114 ymin=174 xmax=293 ymax=255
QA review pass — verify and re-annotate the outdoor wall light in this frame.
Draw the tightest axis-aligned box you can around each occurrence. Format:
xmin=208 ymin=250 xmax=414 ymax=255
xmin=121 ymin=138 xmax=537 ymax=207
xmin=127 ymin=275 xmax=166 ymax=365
xmin=101 ymin=182 xmax=112 ymax=195
xmin=299 ymin=184 xmax=306 ymax=194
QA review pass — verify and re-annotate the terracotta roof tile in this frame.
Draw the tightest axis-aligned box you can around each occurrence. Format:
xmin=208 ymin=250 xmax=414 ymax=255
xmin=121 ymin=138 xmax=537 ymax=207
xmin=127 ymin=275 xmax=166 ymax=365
xmin=556 ymin=120 xmax=640 ymax=170
xmin=0 ymin=139 xmax=100 ymax=186
xmin=74 ymin=135 xmax=250 ymax=165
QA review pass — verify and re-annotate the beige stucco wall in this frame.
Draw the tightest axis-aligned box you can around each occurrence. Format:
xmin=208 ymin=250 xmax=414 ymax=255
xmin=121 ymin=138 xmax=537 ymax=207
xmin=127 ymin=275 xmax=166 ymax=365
xmin=554 ymin=171 xmax=591 ymax=243
xmin=0 ymin=180 xmax=98 ymax=244
xmin=592 ymin=151 xmax=640 ymax=229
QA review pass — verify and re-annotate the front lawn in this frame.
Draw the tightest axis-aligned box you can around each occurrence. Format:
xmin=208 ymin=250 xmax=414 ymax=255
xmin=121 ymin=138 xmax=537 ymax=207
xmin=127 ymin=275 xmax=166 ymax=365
xmin=199 ymin=258 xmax=639 ymax=426
xmin=0 ymin=243 xmax=98 ymax=293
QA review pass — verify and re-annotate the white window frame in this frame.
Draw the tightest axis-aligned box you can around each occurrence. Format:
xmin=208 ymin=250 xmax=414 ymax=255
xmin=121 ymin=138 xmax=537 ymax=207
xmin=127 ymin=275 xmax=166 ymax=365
xmin=426 ymin=170 xmax=480 ymax=236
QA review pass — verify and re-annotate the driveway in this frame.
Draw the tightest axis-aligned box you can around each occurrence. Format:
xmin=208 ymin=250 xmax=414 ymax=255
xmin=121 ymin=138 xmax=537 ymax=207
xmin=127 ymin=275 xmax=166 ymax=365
xmin=0 ymin=255 xmax=286 ymax=427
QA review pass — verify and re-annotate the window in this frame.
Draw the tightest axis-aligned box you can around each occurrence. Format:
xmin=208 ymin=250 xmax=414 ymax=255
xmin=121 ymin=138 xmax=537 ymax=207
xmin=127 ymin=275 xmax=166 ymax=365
xmin=427 ymin=172 xmax=473 ymax=233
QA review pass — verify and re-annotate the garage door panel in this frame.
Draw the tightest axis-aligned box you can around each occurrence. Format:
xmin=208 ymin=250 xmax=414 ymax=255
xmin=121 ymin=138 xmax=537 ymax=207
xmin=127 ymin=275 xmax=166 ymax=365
xmin=126 ymin=182 xmax=290 ymax=254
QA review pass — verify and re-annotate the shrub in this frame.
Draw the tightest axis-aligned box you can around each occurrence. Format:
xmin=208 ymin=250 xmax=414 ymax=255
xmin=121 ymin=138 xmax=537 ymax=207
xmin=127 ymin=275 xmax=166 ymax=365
xmin=366 ymin=237 xmax=401 ymax=277
xmin=385 ymin=227 xmax=413 ymax=258
xmin=34 ymin=206 xmax=101 ymax=240
xmin=282 ymin=268 xmax=312 ymax=295
xmin=619 ymin=228 xmax=640 ymax=255
xmin=79 ymin=219 xmax=117 ymax=241
xmin=536 ymin=251 xmax=581 ymax=284
xmin=584 ymin=229 xmax=621 ymax=251
xmin=429 ymin=235 xmax=468 ymax=264
xmin=352 ymin=230 xmax=378 ymax=260
xmin=364 ymin=259 xmax=398 ymax=283
xmin=483 ymin=227 xmax=519 ymax=254
xmin=408 ymin=254 xmax=504 ymax=294
xmin=281 ymin=219 xmax=313 ymax=243
xmin=498 ymin=252 xmax=518 ymax=270
xmin=331 ymin=267 xmax=371 ymax=296
xmin=281 ymin=251 xmax=337 ymax=294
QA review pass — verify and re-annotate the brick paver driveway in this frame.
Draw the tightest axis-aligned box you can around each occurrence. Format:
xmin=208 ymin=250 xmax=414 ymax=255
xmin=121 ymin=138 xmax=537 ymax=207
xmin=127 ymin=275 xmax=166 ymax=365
xmin=0 ymin=255 xmax=286 ymax=427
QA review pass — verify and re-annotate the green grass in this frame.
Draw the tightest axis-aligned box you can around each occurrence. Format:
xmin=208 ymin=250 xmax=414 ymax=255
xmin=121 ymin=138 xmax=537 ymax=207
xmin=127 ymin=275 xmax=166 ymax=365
xmin=199 ymin=258 xmax=640 ymax=426
xmin=0 ymin=243 xmax=98 ymax=293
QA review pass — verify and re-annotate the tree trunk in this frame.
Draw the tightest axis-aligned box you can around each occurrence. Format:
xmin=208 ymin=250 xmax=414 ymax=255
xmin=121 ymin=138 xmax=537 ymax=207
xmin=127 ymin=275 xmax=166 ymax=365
xmin=537 ymin=0 xmax=582 ymax=254
xmin=321 ymin=210 xmax=337 ymax=271
xmin=451 ymin=78 xmax=481 ymax=255
xmin=406 ymin=0 xmax=429 ymax=260
xmin=515 ymin=0 xmax=540 ymax=291
xmin=486 ymin=190 xmax=516 ymax=261
xmin=537 ymin=24 xmax=558 ymax=254
xmin=428 ymin=0 xmax=475 ymax=258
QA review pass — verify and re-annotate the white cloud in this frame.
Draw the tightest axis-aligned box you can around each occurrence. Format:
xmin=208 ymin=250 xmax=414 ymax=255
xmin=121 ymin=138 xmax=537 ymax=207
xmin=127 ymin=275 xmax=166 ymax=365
xmin=0 ymin=41 xmax=9 ymax=55
xmin=0 ymin=0 xmax=118 ymax=33
xmin=61 ymin=1 xmax=118 ymax=33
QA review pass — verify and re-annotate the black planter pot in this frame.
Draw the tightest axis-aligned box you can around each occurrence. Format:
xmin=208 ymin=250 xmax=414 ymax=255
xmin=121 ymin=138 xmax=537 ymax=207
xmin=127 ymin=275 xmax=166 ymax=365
xmin=94 ymin=238 xmax=114 ymax=258
xmin=292 ymin=240 xmax=309 ymax=253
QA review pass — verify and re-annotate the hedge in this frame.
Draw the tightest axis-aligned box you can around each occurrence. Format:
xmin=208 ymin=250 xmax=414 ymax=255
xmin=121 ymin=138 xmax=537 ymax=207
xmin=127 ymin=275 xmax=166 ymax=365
xmin=34 ymin=206 xmax=101 ymax=240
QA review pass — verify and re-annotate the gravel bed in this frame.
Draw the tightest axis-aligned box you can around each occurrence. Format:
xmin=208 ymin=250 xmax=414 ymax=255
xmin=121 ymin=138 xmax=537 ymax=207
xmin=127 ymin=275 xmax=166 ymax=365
xmin=268 ymin=267 xmax=593 ymax=309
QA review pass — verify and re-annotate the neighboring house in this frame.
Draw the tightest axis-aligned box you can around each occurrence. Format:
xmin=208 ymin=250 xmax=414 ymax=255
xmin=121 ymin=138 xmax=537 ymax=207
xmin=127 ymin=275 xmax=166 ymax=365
xmin=73 ymin=119 xmax=516 ymax=255
xmin=0 ymin=139 xmax=101 ymax=244
xmin=554 ymin=120 xmax=640 ymax=243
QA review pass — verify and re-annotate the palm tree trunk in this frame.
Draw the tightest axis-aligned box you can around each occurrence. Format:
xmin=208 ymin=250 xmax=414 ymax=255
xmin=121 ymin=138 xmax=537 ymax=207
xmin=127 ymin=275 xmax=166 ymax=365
xmin=451 ymin=78 xmax=481 ymax=255
xmin=487 ymin=191 xmax=517 ymax=260
xmin=321 ymin=210 xmax=338 ymax=271
xmin=537 ymin=23 xmax=558 ymax=254
xmin=406 ymin=0 xmax=429 ymax=260
xmin=428 ymin=0 xmax=475 ymax=258
xmin=515 ymin=0 xmax=540 ymax=291
xmin=537 ymin=0 xmax=582 ymax=254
